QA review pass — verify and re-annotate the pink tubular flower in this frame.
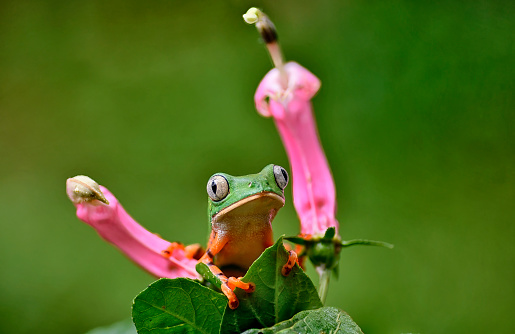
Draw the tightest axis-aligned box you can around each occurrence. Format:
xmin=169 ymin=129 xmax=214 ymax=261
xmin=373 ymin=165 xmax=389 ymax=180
xmin=244 ymin=8 xmax=391 ymax=302
xmin=255 ymin=62 xmax=338 ymax=236
xmin=244 ymin=8 xmax=338 ymax=236
xmin=66 ymin=176 xmax=199 ymax=279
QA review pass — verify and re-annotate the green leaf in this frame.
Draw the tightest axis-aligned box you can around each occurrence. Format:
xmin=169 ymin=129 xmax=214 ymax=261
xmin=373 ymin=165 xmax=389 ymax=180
xmin=240 ymin=307 xmax=364 ymax=334
xmin=221 ymin=237 xmax=323 ymax=334
xmin=283 ymin=236 xmax=308 ymax=245
xmin=86 ymin=319 xmax=136 ymax=334
xmin=323 ymin=227 xmax=336 ymax=240
xmin=132 ymin=278 xmax=227 ymax=334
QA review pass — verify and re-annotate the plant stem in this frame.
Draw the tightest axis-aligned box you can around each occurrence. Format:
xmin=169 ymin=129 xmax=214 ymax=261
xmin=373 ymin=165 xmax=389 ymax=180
xmin=341 ymin=239 xmax=394 ymax=249
xmin=266 ymin=42 xmax=288 ymax=89
xmin=317 ymin=266 xmax=331 ymax=304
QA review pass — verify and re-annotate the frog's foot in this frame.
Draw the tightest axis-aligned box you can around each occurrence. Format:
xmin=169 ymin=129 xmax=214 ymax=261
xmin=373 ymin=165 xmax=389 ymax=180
xmin=281 ymin=250 xmax=298 ymax=276
xmin=208 ymin=266 xmax=240 ymax=309
xmin=199 ymin=256 xmax=242 ymax=309
xmin=197 ymin=235 xmax=247 ymax=309
xmin=228 ymin=277 xmax=255 ymax=293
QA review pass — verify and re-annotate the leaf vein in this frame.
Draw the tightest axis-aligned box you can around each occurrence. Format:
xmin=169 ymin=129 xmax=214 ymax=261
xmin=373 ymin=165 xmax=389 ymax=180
xmin=332 ymin=311 xmax=342 ymax=333
xmin=139 ymin=298 xmax=209 ymax=334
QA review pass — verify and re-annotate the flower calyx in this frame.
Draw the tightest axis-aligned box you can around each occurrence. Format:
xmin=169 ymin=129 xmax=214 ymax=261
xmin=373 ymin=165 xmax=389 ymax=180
xmin=285 ymin=227 xmax=394 ymax=275
xmin=67 ymin=175 xmax=109 ymax=205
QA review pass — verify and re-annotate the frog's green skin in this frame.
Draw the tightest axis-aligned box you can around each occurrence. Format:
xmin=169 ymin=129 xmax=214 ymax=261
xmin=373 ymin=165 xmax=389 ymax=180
xmin=196 ymin=164 xmax=291 ymax=309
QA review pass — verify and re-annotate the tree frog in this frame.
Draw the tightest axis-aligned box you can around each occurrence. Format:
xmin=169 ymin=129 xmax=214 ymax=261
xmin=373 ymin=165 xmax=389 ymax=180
xmin=162 ymin=164 xmax=297 ymax=309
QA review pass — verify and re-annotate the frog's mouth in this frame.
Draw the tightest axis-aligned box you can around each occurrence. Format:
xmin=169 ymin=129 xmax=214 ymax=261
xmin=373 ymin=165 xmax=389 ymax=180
xmin=212 ymin=191 xmax=285 ymax=222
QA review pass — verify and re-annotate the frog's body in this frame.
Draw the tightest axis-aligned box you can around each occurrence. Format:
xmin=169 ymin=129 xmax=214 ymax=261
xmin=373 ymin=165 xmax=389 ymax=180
xmin=164 ymin=164 xmax=296 ymax=309
xmin=207 ymin=167 xmax=286 ymax=276
xmin=212 ymin=220 xmax=273 ymax=277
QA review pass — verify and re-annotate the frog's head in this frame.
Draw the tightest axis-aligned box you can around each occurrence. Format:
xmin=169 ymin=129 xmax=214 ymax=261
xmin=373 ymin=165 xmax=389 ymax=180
xmin=206 ymin=164 xmax=288 ymax=223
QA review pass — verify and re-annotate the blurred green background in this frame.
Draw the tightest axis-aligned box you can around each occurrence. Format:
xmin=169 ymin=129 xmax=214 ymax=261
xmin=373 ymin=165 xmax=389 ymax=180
xmin=1 ymin=0 xmax=513 ymax=333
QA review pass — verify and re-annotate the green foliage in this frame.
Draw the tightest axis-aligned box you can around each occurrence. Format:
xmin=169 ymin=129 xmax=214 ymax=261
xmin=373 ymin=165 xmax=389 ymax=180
xmin=241 ymin=307 xmax=363 ymax=334
xmin=132 ymin=278 xmax=227 ymax=334
xmin=132 ymin=237 xmax=323 ymax=333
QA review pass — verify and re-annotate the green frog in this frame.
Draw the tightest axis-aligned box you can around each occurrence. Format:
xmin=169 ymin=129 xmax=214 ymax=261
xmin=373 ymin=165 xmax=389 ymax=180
xmin=162 ymin=164 xmax=297 ymax=309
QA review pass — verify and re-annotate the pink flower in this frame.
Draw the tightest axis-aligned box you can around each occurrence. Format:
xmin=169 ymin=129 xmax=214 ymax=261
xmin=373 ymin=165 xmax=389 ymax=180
xmin=254 ymin=62 xmax=339 ymax=236
xmin=66 ymin=176 xmax=198 ymax=279
xmin=244 ymin=8 xmax=338 ymax=237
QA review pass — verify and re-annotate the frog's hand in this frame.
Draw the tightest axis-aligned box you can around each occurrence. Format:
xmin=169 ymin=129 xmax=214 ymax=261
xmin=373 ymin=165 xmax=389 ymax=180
xmin=283 ymin=243 xmax=306 ymax=270
xmin=162 ymin=242 xmax=204 ymax=260
xmin=281 ymin=250 xmax=299 ymax=276
xmin=184 ymin=244 xmax=204 ymax=260
xmin=161 ymin=242 xmax=183 ymax=257
xmin=198 ymin=236 xmax=254 ymax=310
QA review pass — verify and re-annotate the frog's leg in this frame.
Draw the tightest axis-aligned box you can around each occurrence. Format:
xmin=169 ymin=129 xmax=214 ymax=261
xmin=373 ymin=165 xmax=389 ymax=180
xmin=206 ymin=230 xmax=215 ymax=249
xmin=197 ymin=234 xmax=254 ymax=309
xmin=281 ymin=250 xmax=299 ymax=276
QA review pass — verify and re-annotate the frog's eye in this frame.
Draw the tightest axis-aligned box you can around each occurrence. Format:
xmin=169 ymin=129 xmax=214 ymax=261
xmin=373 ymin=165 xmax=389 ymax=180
xmin=273 ymin=165 xmax=289 ymax=190
xmin=207 ymin=175 xmax=229 ymax=201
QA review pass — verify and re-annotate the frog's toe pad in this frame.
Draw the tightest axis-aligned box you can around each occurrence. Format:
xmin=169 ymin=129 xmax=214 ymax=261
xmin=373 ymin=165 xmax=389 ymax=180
xmin=281 ymin=250 xmax=298 ymax=276
xmin=228 ymin=299 xmax=239 ymax=310
xmin=243 ymin=281 xmax=256 ymax=293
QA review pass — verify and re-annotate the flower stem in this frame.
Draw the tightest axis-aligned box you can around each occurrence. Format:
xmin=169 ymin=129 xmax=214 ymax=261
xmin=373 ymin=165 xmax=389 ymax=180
xmin=266 ymin=42 xmax=288 ymax=88
xmin=317 ymin=266 xmax=331 ymax=304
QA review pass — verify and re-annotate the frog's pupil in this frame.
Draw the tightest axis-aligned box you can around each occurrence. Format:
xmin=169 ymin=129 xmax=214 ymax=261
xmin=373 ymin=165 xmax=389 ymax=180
xmin=281 ymin=169 xmax=288 ymax=183
xmin=211 ymin=181 xmax=217 ymax=195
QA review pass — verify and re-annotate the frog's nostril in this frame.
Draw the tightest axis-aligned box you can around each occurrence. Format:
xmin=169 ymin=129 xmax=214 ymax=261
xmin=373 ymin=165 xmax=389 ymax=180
xmin=248 ymin=182 xmax=252 ymax=187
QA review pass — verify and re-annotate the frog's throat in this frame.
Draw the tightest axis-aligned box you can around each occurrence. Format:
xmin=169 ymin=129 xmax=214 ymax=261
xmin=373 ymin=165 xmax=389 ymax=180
xmin=212 ymin=191 xmax=285 ymax=222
